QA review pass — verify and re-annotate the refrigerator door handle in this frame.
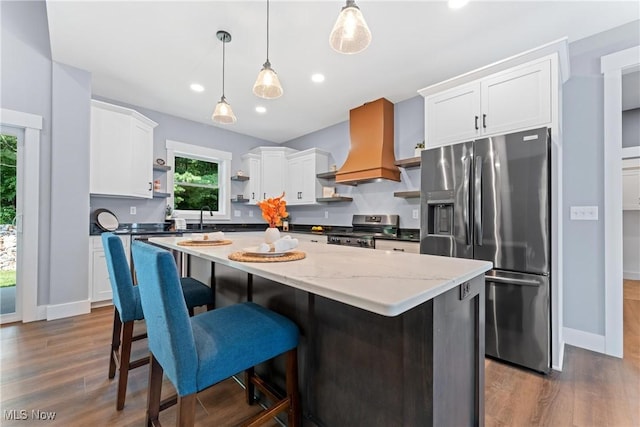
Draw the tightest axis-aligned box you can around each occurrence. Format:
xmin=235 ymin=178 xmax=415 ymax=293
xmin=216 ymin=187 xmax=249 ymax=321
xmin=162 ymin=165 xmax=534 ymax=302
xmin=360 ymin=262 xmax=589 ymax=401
xmin=463 ymin=157 xmax=471 ymax=245
xmin=485 ymin=275 xmax=541 ymax=287
xmin=474 ymin=157 xmax=483 ymax=246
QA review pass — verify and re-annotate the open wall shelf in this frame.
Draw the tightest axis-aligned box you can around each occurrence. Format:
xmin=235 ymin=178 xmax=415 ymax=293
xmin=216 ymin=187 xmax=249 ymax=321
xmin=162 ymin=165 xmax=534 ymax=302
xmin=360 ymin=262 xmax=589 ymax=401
xmin=393 ymin=190 xmax=420 ymax=199
xmin=316 ymin=197 xmax=353 ymax=203
xmin=394 ymin=157 xmax=421 ymax=169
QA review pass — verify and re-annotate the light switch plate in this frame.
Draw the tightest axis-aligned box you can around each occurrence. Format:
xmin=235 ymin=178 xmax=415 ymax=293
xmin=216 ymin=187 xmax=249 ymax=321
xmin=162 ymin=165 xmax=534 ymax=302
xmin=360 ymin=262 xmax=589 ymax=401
xmin=570 ymin=206 xmax=598 ymax=221
xmin=234 ymin=210 xmax=241 ymax=217
xmin=249 ymin=210 xmax=253 ymax=217
xmin=130 ymin=206 xmax=136 ymax=215
xmin=412 ymin=209 xmax=419 ymax=220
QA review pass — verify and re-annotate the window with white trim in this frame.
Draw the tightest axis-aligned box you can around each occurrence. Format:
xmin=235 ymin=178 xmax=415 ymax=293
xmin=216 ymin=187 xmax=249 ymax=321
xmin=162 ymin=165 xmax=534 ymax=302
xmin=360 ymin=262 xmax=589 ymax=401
xmin=166 ymin=140 xmax=231 ymax=221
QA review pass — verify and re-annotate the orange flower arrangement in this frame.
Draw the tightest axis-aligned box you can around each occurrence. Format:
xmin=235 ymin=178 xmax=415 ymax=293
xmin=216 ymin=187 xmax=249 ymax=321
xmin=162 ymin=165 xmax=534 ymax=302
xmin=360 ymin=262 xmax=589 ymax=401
xmin=257 ymin=192 xmax=289 ymax=228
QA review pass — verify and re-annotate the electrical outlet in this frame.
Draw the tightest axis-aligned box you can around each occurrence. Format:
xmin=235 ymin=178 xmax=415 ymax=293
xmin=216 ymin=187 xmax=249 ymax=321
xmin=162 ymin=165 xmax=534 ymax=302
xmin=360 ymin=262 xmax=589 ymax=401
xmin=249 ymin=210 xmax=253 ymax=217
xmin=459 ymin=282 xmax=471 ymax=300
xmin=130 ymin=206 xmax=136 ymax=215
xmin=234 ymin=210 xmax=241 ymax=217
xmin=324 ymin=211 xmax=329 ymax=219
xmin=570 ymin=206 xmax=598 ymax=221
xmin=412 ymin=209 xmax=419 ymax=220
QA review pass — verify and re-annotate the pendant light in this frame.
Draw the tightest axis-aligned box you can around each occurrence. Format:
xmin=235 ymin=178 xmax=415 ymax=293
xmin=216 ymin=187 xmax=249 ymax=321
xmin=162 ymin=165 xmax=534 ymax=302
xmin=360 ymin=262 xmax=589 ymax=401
xmin=329 ymin=0 xmax=372 ymax=54
xmin=253 ymin=0 xmax=283 ymax=99
xmin=212 ymin=30 xmax=237 ymax=124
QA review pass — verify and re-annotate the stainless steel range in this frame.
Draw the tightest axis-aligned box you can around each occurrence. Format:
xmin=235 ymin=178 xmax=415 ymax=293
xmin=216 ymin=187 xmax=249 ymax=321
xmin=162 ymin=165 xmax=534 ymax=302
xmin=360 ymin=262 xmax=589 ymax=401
xmin=327 ymin=215 xmax=399 ymax=249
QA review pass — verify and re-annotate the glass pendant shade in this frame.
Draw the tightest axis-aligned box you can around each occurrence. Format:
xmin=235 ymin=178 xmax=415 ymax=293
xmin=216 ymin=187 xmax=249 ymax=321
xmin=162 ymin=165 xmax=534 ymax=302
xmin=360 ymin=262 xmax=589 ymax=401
xmin=253 ymin=61 xmax=283 ymax=99
xmin=329 ymin=1 xmax=371 ymax=54
xmin=212 ymin=97 xmax=237 ymax=124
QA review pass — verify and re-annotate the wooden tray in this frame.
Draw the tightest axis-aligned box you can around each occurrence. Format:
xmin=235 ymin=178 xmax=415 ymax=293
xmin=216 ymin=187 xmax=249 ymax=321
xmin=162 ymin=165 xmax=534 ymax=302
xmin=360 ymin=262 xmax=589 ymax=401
xmin=177 ymin=239 xmax=233 ymax=247
xmin=228 ymin=250 xmax=306 ymax=263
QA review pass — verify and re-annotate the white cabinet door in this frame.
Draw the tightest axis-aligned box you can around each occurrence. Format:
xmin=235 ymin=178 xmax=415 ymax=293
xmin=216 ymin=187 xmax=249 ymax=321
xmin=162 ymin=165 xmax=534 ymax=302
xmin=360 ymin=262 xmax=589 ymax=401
xmin=90 ymin=105 xmax=132 ymax=196
xmin=91 ymin=251 xmax=112 ymax=302
xmin=481 ymin=60 xmax=551 ymax=136
xmin=129 ymin=120 xmax=154 ymax=198
xmin=243 ymin=154 xmax=261 ymax=204
xmin=286 ymin=149 xmax=329 ymax=205
xmin=260 ymin=150 xmax=287 ymax=200
xmin=426 ymin=82 xmax=481 ymax=148
xmin=89 ymin=235 xmax=130 ymax=303
xmin=90 ymin=100 xmax=156 ymax=198
xmin=623 ymin=168 xmax=640 ymax=210
xmin=286 ymin=157 xmax=304 ymax=205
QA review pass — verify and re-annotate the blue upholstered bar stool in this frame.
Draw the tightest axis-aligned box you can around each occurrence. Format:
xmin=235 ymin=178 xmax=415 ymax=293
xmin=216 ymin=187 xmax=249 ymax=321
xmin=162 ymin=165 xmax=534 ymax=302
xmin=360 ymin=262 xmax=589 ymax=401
xmin=131 ymin=241 xmax=300 ymax=427
xmin=101 ymin=232 xmax=215 ymax=410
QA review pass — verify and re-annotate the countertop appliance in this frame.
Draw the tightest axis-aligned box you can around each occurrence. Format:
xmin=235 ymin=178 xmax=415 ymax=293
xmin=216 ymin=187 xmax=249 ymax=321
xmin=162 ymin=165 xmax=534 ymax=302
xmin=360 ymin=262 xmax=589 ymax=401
xmin=327 ymin=214 xmax=399 ymax=248
xmin=420 ymin=127 xmax=551 ymax=373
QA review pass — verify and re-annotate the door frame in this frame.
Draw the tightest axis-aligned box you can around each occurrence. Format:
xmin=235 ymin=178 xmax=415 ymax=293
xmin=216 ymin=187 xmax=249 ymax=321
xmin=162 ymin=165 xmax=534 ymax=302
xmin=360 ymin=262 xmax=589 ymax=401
xmin=601 ymin=45 xmax=640 ymax=357
xmin=0 ymin=108 xmax=41 ymax=323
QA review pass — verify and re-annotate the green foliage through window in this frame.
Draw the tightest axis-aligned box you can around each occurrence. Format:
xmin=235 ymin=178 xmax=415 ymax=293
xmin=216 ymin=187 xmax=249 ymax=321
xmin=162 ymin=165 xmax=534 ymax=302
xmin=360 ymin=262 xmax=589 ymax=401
xmin=0 ymin=135 xmax=17 ymax=224
xmin=174 ymin=156 xmax=219 ymax=211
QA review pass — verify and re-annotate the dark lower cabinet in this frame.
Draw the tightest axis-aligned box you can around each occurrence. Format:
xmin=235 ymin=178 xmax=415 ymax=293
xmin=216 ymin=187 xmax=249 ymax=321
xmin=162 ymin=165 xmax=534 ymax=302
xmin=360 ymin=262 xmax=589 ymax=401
xmin=211 ymin=262 xmax=485 ymax=427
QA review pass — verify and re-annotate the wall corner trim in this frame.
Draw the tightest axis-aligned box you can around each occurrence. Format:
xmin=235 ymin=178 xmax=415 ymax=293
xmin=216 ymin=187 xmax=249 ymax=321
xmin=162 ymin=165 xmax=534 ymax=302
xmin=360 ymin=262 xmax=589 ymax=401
xmin=46 ymin=300 xmax=91 ymax=321
xmin=562 ymin=327 xmax=606 ymax=355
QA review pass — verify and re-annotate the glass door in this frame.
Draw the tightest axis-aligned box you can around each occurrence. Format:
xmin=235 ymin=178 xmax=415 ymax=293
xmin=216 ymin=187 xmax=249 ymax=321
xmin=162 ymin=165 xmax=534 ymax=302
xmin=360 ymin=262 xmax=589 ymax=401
xmin=0 ymin=132 xmax=19 ymax=322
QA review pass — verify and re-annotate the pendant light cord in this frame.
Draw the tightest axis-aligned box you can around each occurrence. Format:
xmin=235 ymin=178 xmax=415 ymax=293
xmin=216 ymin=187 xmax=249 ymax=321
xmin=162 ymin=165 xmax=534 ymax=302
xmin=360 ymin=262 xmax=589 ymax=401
xmin=222 ymin=37 xmax=226 ymax=98
xmin=266 ymin=0 xmax=270 ymax=62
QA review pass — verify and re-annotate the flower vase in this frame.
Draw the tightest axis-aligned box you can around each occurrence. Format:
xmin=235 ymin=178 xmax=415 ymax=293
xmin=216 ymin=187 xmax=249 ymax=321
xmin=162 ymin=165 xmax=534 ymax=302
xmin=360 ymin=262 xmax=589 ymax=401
xmin=264 ymin=227 xmax=280 ymax=244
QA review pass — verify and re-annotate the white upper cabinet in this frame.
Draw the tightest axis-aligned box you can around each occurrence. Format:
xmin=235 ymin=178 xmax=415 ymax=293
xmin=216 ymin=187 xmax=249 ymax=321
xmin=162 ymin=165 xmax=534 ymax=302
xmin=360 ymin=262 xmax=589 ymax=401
xmin=481 ymin=60 xmax=551 ymax=136
xmin=90 ymin=100 xmax=157 ymax=198
xmin=422 ymin=58 xmax=552 ymax=148
xmin=260 ymin=149 xmax=288 ymax=200
xmin=286 ymin=149 xmax=329 ymax=206
xmin=243 ymin=147 xmax=296 ymax=202
xmin=426 ymin=82 xmax=481 ymax=147
xmin=241 ymin=153 xmax=261 ymax=204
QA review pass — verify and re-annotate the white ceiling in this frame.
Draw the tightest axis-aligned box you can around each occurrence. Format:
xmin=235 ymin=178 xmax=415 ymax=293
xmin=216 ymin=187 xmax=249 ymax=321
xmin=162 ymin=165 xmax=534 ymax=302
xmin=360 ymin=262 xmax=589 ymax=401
xmin=46 ymin=1 xmax=639 ymax=143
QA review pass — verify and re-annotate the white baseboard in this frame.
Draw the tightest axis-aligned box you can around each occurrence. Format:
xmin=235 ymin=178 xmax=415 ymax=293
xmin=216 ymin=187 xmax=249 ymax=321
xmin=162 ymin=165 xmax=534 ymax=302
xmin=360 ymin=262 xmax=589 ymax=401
xmin=46 ymin=300 xmax=91 ymax=321
xmin=552 ymin=340 xmax=565 ymax=372
xmin=36 ymin=305 xmax=47 ymax=320
xmin=563 ymin=327 xmax=605 ymax=354
xmin=623 ymin=271 xmax=640 ymax=280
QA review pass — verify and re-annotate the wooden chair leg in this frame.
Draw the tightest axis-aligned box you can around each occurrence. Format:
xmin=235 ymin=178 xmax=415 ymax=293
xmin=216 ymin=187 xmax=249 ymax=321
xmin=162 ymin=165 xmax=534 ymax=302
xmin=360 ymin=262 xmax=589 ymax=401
xmin=116 ymin=320 xmax=134 ymax=410
xmin=176 ymin=394 xmax=197 ymax=427
xmin=286 ymin=349 xmax=300 ymax=427
xmin=109 ymin=309 xmax=122 ymax=379
xmin=147 ymin=353 xmax=163 ymax=427
xmin=244 ymin=367 xmax=255 ymax=405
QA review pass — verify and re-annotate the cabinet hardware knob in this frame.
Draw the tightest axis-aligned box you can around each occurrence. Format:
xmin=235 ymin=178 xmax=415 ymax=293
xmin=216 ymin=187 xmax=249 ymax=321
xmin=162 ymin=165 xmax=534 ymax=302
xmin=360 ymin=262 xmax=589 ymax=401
xmin=148 ymin=182 xmax=152 ymax=191
xmin=482 ymin=114 xmax=487 ymax=128
xmin=393 ymin=248 xmax=405 ymax=252
xmin=475 ymin=116 xmax=479 ymax=130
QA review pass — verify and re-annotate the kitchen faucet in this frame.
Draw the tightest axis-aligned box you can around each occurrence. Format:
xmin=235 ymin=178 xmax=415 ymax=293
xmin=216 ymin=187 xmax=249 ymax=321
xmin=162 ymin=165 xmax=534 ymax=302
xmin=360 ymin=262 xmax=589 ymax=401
xmin=199 ymin=206 xmax=213 ymax=230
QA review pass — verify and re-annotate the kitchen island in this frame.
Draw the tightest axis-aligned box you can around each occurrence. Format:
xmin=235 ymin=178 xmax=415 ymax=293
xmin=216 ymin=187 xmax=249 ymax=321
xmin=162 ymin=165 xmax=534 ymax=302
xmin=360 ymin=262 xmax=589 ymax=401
xmin=149 ymin=233 xmax=492 ymax=426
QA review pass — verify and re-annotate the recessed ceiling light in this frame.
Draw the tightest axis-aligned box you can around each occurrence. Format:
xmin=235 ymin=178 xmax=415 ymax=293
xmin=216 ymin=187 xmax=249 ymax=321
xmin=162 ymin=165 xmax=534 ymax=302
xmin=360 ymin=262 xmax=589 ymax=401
xmin=190 ymin=83 xmax=205 ymax=92
xmin=311 ymin=73 xmax=325 ymax=83
xmin=255 ymin=106 xmax=267 ymax=114
xmin=448 ymin=0 xmax=469 ymax=9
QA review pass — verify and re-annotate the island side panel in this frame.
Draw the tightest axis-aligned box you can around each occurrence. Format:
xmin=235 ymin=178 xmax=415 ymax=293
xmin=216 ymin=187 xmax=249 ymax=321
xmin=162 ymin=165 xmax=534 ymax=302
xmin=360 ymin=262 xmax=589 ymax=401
xmin=432 ymin=275 xmax=485 ymax=427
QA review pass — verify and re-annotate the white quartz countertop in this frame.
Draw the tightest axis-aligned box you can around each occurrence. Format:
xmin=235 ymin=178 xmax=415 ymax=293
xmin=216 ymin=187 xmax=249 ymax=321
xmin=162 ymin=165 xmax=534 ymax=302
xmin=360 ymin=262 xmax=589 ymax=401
xmin=148 ymin=233 xmax=492 ymax=317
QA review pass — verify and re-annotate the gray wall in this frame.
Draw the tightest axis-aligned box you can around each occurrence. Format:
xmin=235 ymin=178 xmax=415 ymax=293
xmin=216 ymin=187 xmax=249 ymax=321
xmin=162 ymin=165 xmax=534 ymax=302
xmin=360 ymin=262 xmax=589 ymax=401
xmin=1 ymin=0 xmax=53 ymax=306
xmin=90 ymin=97 xmax=276 ymax=224
xmin=283 ymin=96 xmax=424 ymax=228
xmin=562 ymin=20 xmax=640 ymax=335
xmin=50 ymin=62 xmax=91 ymax=304
xmin=623 ymin=211 xmax=640 ymax=279
xmin=622 ymin=108 xmax=640 ymax=148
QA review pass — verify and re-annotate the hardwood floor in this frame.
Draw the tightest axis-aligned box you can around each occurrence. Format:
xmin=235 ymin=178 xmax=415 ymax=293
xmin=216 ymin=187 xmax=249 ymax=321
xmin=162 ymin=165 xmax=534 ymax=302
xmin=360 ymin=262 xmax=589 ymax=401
xmin=1 ymin=282 xmax=639 ymax=426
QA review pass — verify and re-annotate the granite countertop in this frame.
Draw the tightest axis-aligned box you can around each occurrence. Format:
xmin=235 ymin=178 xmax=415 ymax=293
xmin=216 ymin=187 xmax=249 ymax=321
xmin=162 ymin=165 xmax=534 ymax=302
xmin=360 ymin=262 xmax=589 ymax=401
xmin=148 ymin=233 xmax=491 ymax=317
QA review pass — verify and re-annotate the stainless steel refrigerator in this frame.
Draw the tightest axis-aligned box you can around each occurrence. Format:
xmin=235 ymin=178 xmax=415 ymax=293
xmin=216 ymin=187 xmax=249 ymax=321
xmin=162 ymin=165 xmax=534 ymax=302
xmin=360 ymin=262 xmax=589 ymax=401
xmin=420 ymin=127 xmax=551 ymax=373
